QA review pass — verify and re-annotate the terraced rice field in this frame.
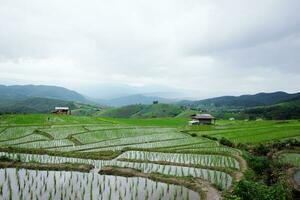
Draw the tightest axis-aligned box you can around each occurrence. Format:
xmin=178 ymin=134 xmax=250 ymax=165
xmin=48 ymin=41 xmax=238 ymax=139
xmin=0 ymin=116 xmax=247 ymax=199
xmin=278 ymin=152 xmax=300 ymax=167
xmin=188 ymin=120 xmax=300 ymax=144
xmin=0 ymin=168 xmax=200 ymax=200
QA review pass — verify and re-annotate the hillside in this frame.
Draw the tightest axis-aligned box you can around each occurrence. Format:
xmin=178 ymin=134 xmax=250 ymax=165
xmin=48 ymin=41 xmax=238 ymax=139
xmin=0 ymin=96 xmax=102 ymax=115
xmin=0 ymin=84 xmax=89 ymax=103
xmin=178 ymin=91 xmax=300 ymax=109
xmin=97 ymin=94 xmax=175 ymax=107
xmin=0 ymin=97 xmax=77 ymax=114
xmin=97 ymin=103 xmax=183 ymax=118
xmin=244 ymin=95 xmax=300 ymax=120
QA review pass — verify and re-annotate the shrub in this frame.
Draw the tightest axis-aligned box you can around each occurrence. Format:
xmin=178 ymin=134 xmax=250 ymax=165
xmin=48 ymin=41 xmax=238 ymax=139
xmin=244 ymin=153 xmax=270 ymax=176
xmin=190 ymin=133 xmax=197 ymax=137
xmin=202 ymin=134 xmax=218 ymax=141
xmin=219 ymin=137 xmax=234 ymax=147
xmin=230 ymin=178 xmax=292 ymax=200
xmin=0 ymin=156 xmax=14 ymax=162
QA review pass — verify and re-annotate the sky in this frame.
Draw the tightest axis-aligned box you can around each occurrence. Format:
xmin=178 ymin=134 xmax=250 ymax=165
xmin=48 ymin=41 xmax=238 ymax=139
xmin=0 ymin=0 xmax=300 ymax=99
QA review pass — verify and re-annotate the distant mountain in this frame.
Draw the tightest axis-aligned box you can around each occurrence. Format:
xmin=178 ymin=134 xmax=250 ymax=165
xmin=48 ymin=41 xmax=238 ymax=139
xmin=0 ymin=84 xmax=102 ymax=114
xmin=244 ymin=95 xmax=300 ymax=120
xmin=178 ymin=92 xmax=300 ymax=109
xmin=97 ymin=103 xmax=182 ymax=118
xmin=97 ymin=94 xmax=176 ymax=107
xmin=0 ymin=84 xmax=92 ymax=104
xmin=0 ymin=97 xmax=77 ymax=114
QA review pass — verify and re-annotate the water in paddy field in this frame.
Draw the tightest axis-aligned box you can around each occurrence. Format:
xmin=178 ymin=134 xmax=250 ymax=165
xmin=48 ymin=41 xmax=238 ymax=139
xmin=0 ymin=151 xmax=233 ymax=190
xmin=294 ymin=170 xmax=300 ymax=186
xmin=0 ymin=168 xmax=201 ymax=200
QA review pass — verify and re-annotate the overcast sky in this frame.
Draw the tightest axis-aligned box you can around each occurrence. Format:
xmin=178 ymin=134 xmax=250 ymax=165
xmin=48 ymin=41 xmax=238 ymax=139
xmin=0 ymin=0 xmax=300 ymax=99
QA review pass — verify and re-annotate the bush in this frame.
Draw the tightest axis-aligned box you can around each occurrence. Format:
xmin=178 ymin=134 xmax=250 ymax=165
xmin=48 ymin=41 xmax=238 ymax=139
xmin=190 ymin=133 xmax=197 ymax=137
xmin=0 ymin=156 xmax=14 ymax=162
xmin=202 ymin=134 xmax=218 ymax=141
xmin=229 ymin=178 xmax=292 ymax=200
xmin=219 ymin=137 xmax=234 ymax=147
xmin=253 ymin=143 xmax=271 ymax=156
xmin=244 ymin=153 xmax=270 ymax=176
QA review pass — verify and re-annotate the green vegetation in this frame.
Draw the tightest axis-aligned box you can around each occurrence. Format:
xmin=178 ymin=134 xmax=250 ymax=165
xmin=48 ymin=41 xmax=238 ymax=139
xmin=97 ymin=103 xmax=183 ymax=118
xmin=224 ymin=139 xmax=300 ymax=200
xmin=0 ymin=114 xmax=300 ymax=199
xmin=187 ymin=120 xmax=300 ymax=144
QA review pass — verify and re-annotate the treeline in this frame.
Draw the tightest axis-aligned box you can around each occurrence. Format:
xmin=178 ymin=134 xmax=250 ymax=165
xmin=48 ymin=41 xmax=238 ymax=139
xmin=245 ymin=105 xmax=300 ymax=120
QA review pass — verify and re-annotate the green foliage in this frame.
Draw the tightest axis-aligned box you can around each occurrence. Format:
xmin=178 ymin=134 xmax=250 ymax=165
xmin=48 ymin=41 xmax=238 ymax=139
xmin=219 ymin=137 xmax=234 ymax=147
xmin=0 ymin=155 xmax=14 ymax=162
xmin=0 ymin=97 xmax=77 ymax=114
xmin=245 ymin=105 xmax=300 ymax=120
xmin=229 ymin=177 xmax=292 ymax=200
xmin=202 ymin=135 xmax=218 ymax=141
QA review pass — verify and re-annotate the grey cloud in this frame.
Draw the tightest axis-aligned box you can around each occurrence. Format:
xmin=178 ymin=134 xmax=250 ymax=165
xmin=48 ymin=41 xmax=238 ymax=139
xmin=0 ymin=0 xmax=299 ymax=99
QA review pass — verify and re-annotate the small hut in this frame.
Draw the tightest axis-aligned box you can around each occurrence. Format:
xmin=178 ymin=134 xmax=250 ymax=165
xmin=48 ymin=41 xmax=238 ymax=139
xmin=189 ymin=114 xmax=215 ymax=125
xmin=53 ymin=107 xmax=71 ymax=115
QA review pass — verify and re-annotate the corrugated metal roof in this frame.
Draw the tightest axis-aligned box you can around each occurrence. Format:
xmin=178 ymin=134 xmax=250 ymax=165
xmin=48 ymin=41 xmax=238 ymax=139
xmin=55 ymin=107 xmax=69 ymax=110
xmin=192 ymin=113 xmax=215 ymax=119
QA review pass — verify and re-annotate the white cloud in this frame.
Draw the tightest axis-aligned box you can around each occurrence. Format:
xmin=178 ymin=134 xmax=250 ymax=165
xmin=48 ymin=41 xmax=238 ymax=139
xmin=0 ymin=0 xmax=299 ymax=99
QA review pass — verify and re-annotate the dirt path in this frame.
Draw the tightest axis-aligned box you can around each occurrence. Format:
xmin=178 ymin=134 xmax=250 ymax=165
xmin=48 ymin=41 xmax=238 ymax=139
xmin=194 ymin=178 xmax=221 ymax=200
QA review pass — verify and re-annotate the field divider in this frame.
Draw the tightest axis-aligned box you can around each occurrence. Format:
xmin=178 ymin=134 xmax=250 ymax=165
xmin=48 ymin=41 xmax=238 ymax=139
xmin=119 ymin=149 xmax=246 ymax=172
xmin=66 ymin=135 xmax=83 ymax=145
xmin=0 ymin=132 xmax=36 ymax=143
xmin=0 ymin=127 xmax=8 ymax=136
xmin=71 ymin=130 xmax=181 ymax=147
xmin=99 ymin=166 xmax=221 ymax=200
xmin=10 ymin=139 xmax=49 ymax=146
xmin=0 ymin=161 xmax=94 ymax=172
xmin=156 ymin=141 xmax=218 ymax=151
xmin=74 ymin=137 xmax=187 ymax=152
xmin=116 ymin=158 xmax=236 ymax=175
xmin=33 ymin=129 xmax=54 ymax=140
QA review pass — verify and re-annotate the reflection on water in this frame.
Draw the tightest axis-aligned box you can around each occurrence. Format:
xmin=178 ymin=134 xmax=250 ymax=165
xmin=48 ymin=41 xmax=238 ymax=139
xmin=0 ymin=168 xmax=200 ymax=200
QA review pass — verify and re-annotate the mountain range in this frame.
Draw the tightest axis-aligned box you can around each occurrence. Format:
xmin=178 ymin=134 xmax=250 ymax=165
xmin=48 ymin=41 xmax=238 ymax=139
xmin=0 ymin=84 xmax=299 ymax=119
xmin=178 ymin=91 xmax=300 ymax=109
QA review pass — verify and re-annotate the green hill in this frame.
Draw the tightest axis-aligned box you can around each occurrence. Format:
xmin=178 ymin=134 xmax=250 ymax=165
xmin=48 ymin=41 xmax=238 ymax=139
xmin=0 ymin=97 xmax=77 ymax=114
xmin=0 ymin=84 xmax=89 ymax=103
xmin=245 ymin=96 xmax=300 ymax=120
xmin=97 ymin=103 xmax=183 ymax=118
xmin=0 ymin=97 xmax=102 ymax=115
xmin=178 ymin=91 xmax=300 ymax=109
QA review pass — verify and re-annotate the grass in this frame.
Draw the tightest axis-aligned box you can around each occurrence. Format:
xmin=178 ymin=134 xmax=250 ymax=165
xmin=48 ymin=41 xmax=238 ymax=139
xmin=187 ymin=120 xmax=300 ymax=144
xmin=0 ymin=114 xmax=114 ymax=125
xmin=0 ymin=161 xmax=94 ymax=172
xmin=111 ymin=117 xmax=189 ymax=127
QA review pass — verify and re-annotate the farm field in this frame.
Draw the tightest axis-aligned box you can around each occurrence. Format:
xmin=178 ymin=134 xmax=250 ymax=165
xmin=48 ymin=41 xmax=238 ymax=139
xmin=187 ymin=120 xmax=300 ymax=144
xmin=0 ymin=114 xmax=299 ymax=199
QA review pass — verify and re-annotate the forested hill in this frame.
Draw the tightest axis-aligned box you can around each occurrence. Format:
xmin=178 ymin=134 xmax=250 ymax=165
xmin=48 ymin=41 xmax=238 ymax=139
xmin=178 ymin=91 xmax=300 ymax=109
xmin=0 ymin=84 xmax=88 ymax=103
xmin=97 ymin=103 xmax=183 ymax=118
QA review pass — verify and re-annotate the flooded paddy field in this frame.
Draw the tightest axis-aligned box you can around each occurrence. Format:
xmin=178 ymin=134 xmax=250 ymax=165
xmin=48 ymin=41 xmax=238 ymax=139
xmin=0 ymin=119 xmax=247 ymax=199
xmin=0 ymin=168 xmax=200 ymax=200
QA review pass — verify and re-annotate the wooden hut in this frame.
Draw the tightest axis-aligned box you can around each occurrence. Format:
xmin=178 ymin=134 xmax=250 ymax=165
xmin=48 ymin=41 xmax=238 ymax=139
xmin=53 ymin=107 xmax=71 ymax=115
xmin=189 ymin=114 xmax=215 ymax=125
